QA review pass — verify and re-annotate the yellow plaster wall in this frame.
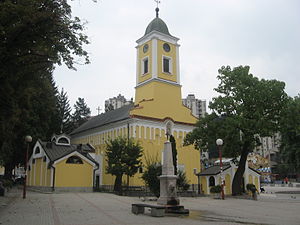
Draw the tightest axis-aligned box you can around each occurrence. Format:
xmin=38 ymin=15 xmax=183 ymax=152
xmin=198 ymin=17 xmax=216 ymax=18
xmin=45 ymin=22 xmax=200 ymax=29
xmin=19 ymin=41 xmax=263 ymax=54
xmin=0 ymin=166 xmax=4 ymax=175
xmin=55 ymin=157 xmax=94 ymax=187
xmin=254 ymin=177 xmax=259 ymax=190
xmin=249 ymin=175 xmax=253 ymax=184
xmin=225 ymin=174 xmax=231 ymax=195
xmin=138 ymin=41 xmax=152 ymax=83
xmin=157 ymin=40 xmax=177 ymax=82
xmin=72 ymin=126 xmax=200 ymax=187
xmin=201 ymin=177 xmax=208 ymax=194
xmin=133 ymin=81 xmax=197 ymax=124
xmin=35 ymin=158 xmax=42 ymax=186
xmin=46 ymin=168 xmax=51 ymax=187
xmin=28 ymin=158 xmax=50 ymax=187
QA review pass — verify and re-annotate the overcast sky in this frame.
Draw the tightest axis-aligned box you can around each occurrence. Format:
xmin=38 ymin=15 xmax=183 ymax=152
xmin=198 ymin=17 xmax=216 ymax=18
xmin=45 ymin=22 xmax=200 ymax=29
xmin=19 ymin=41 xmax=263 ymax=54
xmin=53 ymin=0 xmax=300 ymax=116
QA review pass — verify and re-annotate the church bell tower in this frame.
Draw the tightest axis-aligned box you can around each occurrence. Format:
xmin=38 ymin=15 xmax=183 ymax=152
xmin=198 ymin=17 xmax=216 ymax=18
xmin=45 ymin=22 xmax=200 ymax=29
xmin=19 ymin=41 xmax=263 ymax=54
xmin=131 ymin=7 xmax=196 ymax=124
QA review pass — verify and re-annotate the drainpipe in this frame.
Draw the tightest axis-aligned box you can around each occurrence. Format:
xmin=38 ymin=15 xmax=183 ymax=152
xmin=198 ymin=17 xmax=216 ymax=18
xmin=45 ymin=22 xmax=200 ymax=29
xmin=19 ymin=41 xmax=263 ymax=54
xmin=51 ymin=165 xmax=55 ymax=192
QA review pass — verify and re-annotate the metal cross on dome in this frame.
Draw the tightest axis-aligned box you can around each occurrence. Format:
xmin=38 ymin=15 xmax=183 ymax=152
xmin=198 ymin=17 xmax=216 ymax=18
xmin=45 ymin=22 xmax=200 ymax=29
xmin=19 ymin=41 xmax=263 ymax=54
xmin=154 ymin=0 xmax=161 ymax=8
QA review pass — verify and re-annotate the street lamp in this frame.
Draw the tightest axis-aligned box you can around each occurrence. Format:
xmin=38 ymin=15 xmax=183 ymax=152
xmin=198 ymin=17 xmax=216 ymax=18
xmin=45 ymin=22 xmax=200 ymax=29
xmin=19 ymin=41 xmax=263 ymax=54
xmin=23 ymin=135 xmax=32 ymax=199
xmin=216 ymin=138 xmax=225 ymax=200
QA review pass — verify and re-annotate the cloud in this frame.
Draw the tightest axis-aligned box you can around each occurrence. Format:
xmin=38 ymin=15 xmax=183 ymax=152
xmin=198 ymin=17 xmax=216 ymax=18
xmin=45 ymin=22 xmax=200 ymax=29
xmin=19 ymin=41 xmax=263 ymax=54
xmin=53 ymin=0 xmax=300 ymax=115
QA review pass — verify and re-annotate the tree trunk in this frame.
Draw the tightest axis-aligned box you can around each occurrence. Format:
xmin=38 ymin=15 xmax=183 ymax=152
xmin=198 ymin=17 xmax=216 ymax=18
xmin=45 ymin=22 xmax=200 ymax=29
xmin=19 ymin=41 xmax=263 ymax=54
xmin=4 ymin=162 xmax=14 ymax=179
xmin=126 ymin=175 xmax=129 ymax=191
xmin=232 ymin=145 xmax=249 ymax=196
xmin=113 ymin=174 xmax=123 ymax=195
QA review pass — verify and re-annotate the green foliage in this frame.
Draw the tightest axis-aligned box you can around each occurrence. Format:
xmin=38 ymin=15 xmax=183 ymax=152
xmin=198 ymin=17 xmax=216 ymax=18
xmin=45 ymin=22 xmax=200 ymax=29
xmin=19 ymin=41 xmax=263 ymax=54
xmin=106 ymin=137 xmax=143 ymax=192
xmin=0 ymin=0 xmax=89 ymax=74
xmin=170 ymin=135 xmax=178 ymax=175
xmin=210 ymin=185 xmax=222 ymax=193
xmin=71 ymin=97 xmax=91 ymax=130
xmin=185 ymin=65 xmax=288 ymax=195
xmin=177 ymin=170 xmax=190 ymax=191
xmin=279 ymin=95 xmax=300 ymax=173
xmin=184 ymin=113 xmax=242 ymax=158
xmin=141 ymin=163 xmax=161 ymax=197
xmin=0 ymin=0 xmax=90 ymax=177
xmin=57 ymin=88 xmax=72 ymax=134
xmin=246 ymin=183 xmax=257 ymax=193
xmin=1 ymin=179 xmax=13 ymax=189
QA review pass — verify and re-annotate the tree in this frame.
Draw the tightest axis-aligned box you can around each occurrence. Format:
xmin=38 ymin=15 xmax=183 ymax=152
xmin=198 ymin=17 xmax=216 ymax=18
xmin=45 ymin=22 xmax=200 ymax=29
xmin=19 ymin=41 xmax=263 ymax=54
xmin=0 ymin=0 xmax=90 ymax=178
xmin=105 ymin=104 xmax=114 ymax=112
xmin=279 ymin=95 xmax=300 ymax=174
xmin=106 ymin=137 xmax=143 ymax=194
xmin=0 ymin=70 xmax=60 ymax=177
xmin=185 ymin=66 xmax=288 ymax=195
xmin=177 ymin=170 xmax=190 ymax=191
xmin=169 ymin=135 xmax=178 ymax=175
xmin=0 ymin=0 xmax=89 ymax=77
xmin=71 ymin=97 xmax=91 ymax=130
xmin=56 ymin=88 xmax=72 ymax=134
xmin=141 ymin=163 xmax=161 ymax=197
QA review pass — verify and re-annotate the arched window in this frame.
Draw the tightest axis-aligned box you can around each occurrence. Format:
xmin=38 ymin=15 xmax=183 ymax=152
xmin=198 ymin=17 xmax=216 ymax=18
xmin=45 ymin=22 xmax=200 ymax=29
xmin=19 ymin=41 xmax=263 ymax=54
xmin=35 ymin=147 xmax=40 ymax=154
xmin=58 ymin=137 xmax=69 ymax=144
xmin=209 ymin=176 xmax=215 ymax=187
xmin=66 ymin=156 xmax=83 ymax=164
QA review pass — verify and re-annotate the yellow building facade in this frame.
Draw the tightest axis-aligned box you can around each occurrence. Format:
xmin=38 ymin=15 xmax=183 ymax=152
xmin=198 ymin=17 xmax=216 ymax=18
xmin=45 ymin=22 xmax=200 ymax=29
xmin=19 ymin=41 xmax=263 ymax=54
xmin=71 ymin=9 xmax=201 ymax=188
xmin=27 ymin=134 xmax=98 ymax=192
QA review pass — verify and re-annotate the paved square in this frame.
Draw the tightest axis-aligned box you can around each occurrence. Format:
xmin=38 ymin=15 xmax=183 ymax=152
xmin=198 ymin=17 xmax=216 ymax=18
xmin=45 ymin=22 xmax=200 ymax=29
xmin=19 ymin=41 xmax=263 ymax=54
xmin=0 ymin=187 xmax=299 ymax=225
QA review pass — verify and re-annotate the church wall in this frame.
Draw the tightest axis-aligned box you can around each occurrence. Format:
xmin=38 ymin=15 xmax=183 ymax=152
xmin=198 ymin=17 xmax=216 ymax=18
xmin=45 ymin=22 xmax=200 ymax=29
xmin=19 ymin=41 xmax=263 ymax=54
xmin=71 ymin=119 xmax=200 ymax=187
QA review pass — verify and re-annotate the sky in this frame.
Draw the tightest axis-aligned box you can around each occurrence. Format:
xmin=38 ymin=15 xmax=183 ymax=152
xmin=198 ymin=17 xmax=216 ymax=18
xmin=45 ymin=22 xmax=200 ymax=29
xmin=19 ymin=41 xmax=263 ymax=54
xmin=53 ymin=0 xmax=300 ymax=116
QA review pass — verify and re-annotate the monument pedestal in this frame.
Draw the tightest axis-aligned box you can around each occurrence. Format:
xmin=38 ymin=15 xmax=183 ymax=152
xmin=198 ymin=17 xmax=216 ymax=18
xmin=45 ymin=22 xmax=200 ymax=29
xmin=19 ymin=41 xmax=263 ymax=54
xmin=157 ymin=141 xmax=180 ymax=206
xmin=157 ymin=175 xmax=179 ymax=205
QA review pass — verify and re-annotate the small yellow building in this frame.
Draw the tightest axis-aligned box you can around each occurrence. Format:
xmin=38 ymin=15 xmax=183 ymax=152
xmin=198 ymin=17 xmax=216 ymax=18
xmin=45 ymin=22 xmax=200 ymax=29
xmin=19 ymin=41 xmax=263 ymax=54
xmin=71 ymin=8 xmax=201 ymax=189
xmin=27 ymin=134 xmax=98 ymax=192
xmin=198 ymin=160 xmax=260 ymax=195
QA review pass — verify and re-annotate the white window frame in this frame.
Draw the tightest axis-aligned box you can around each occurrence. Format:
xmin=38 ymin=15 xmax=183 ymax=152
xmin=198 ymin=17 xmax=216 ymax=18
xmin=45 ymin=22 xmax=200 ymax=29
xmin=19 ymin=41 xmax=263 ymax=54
xmin=162 ymin=55 xmax=172 ymax=74
xmin=141 ymin=56 xmax=149 ymax=75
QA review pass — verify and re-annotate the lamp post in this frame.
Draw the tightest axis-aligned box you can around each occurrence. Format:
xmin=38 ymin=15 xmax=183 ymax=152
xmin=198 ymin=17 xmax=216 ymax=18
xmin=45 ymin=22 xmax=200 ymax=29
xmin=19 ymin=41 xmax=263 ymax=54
xmin=216 ymin=138 xmax=225 ymax=200
xmin=23 ymin=135 xmax=32 ymax=199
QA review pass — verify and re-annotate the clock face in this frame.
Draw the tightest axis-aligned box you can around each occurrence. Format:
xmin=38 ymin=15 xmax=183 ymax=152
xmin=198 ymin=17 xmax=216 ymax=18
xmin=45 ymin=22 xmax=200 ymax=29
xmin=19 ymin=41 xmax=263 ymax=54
xmin=163 ymin=43 xmax=171 ymax=52
xmin=143 ymin=44 xmax=149 ymax=53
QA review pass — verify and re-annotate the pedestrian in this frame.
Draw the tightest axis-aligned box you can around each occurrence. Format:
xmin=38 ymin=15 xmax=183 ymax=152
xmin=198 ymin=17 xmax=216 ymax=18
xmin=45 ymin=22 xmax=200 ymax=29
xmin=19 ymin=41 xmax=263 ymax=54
xmin=284 ymin=177 xmax=288 ymax=184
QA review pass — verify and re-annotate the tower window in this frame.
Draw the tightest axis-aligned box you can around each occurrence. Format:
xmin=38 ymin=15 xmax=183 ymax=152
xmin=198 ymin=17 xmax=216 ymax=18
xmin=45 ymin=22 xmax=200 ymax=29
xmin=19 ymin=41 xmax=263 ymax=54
xmin=163 ymin=56 xmax=172 ymax=74
xmin=142 ymin=57 xmax=149 ymax=75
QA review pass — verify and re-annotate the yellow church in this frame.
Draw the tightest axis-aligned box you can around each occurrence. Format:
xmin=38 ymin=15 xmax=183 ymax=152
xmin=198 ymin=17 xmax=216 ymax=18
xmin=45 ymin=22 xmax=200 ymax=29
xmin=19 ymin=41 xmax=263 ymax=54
xmin=70 ymin=8 xmax=201 ymax=189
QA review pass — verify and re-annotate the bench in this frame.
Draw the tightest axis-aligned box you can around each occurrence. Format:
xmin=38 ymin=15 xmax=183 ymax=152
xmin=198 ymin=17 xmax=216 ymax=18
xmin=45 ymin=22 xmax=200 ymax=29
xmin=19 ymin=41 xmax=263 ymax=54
xmin=131 ymin=203 xmax=165 ymax=217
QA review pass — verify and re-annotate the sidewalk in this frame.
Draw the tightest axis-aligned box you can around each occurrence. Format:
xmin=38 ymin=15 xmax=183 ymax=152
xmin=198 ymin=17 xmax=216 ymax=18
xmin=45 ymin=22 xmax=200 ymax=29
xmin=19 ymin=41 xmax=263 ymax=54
xmin=0 ymin=187 xmax=299 ymax=225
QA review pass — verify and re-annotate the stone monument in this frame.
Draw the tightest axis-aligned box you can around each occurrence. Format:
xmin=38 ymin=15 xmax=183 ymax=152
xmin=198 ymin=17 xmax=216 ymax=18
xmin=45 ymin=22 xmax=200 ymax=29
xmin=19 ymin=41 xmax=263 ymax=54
xmin=157 ymin=141 xmax=180 ymax=205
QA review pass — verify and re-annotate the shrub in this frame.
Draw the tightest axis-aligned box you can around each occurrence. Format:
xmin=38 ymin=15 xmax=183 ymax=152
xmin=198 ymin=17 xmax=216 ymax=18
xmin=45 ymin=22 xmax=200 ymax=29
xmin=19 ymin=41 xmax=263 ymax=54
xmin=141 ymin=163 xmax=162 ymax=197
xmin=210 ymin=185 xmax=222 ymax=193
xmin=2 ymin=179 xmax=13 ymax=189
xmin=246 ymin=183 xmax=257 ymax=193
xmin=177 ymin=170 xmax=190 ymax=191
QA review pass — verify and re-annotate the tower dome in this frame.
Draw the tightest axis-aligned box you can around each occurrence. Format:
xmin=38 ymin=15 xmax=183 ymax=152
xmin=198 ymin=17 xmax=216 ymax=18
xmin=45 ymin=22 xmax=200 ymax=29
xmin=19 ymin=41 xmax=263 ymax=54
xmin=144 ymin=8 xmax=171 ymax=36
